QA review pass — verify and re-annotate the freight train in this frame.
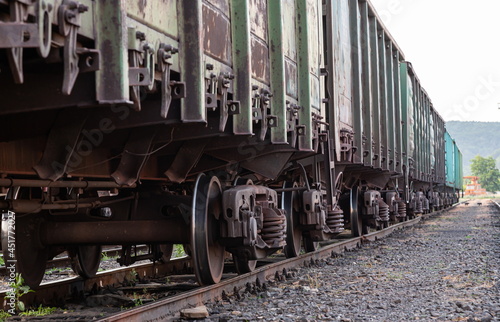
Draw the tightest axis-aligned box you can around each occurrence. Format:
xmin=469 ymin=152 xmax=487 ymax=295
xmin=0 ymin=0 xmax=462 ymax=288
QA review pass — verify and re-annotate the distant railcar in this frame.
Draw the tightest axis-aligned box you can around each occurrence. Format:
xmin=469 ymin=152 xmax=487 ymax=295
xmin=0 ymin=0 xmax=462 ymax=288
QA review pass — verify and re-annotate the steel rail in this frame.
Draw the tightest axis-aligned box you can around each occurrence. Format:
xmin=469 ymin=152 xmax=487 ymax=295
xmin=98 ymin=206 xmax=459 ymax=322
xmin=0 ymin=245 xmax=150 ymax=275
xmin=0 ymin=256 xmax=193 ymax=308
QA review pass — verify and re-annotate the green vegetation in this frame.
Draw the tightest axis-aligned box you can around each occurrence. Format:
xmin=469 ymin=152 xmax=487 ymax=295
xmin=0 ymin=310 xmax=11 ymax=321
xmin=101 ymin=252 xmax=118 ymax=261
xmin=446 ymin=121 xmax=500 ymax=176
xmin=19 ymin=305 xmax=57 ymax=317
xmin=470 ymin=156 xmax=500 ymax=192
xmin=173 ymin=244 xmax=186 ymax=258
xmin=9 ymin=274 xmax=35 ymax=312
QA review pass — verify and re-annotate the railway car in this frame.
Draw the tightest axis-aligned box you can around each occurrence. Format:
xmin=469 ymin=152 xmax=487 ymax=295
xmin=0 ymin=0 xmax=462 ymax=288
xmin=444 ymin=131 xmax=463 ymax=204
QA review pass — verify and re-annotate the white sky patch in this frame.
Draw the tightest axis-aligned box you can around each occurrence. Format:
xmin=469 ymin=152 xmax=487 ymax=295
xmin=370 ymin=0 xmax=500 ymax=122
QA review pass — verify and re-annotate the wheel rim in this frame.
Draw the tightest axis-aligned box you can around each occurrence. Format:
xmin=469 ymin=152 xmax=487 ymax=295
xmin=350 ymin=185 xmax=362 ymax=237
xmin=191 ymin=174 xmax=225 ymax=285
xmin=282 ymin=182 xmax=302 ymax=258
xmin=71 ymin=245 xmax=102 ymax=278
xmin=2 ymin=188 xmax=48 ymax=289
xmin=2 ymin=214 xmax=48 ymax=289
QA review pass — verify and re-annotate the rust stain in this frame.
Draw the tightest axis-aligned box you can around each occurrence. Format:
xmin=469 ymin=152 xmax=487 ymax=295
xmin=202 ymin=4 xmax=232 ymax=65
xmin=284 ymin=59 xmax=297 ymax=98
xmin=251 ymin=37 xmax=270 ymax=84
xmin=138 ymin=0 xmax=147 ymax=16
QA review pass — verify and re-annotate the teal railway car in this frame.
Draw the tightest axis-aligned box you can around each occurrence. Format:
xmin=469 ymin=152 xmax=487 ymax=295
xmin=0 ymin=0 xmax=461 ymax=288
xmin=445 ymin=131 xmax=463 ymax=203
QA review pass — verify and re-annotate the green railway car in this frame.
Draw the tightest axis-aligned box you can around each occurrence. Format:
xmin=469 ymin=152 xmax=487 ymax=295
xmin=0 ymin=0 xmax=462 ymax=288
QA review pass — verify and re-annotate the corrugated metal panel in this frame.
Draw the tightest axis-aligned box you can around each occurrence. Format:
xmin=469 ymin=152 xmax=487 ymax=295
xmin=444 ymin=131 xmax=456 ymax=188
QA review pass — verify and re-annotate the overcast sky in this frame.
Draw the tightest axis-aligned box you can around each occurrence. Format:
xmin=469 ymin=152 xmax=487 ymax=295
xmin=369 ymin=0 xmax=500 ymax=123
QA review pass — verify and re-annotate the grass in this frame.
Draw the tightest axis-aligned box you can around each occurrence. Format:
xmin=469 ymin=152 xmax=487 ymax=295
xmin=19 ymin=305 xmax=57 ymax=317
xmin=101 ymin=252 xmax=118 ymax=261
xmin=0 ymin=310 xmax=11 ymax=322
xmin=172 ymin=244 xmax=187 ymax=258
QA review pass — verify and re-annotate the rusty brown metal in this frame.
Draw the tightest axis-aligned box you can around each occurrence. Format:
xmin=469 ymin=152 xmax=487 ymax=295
xmin=0 ymin=178 xmax=136 ymax=189
xmin=202 ymin=3 xmax=232 ymax=65
xmin=40 ymin=219 xmax=190 ymax=246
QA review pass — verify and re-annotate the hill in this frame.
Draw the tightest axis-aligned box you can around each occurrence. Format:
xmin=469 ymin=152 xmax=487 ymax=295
xmin=445 ymin=121 xmax=500 ymax=176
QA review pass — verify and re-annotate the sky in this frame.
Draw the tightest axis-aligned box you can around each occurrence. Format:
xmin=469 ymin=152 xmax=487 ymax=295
xmin=369 ymin=0 xmax=500 ymax=123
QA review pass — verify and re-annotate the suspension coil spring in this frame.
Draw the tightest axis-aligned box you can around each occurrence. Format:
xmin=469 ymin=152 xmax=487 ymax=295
xmin=261 ymin=208 xmax=286 ymax=247
xmin=378 ymin=199 xmax=390 ymax=222
xmin=326 ymin=206 xmax=344 ymax=233
xmin=397 ymin=201 xmax=407 ymax=217
xmin=415 ymin=200 xmax=423 ymax=213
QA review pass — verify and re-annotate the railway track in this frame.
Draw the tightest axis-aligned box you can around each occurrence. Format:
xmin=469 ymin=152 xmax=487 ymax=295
xmin=0 ymin=245 xmax=150 ymax=276
xmin=93 ymin=205 xmax=457 ymax=321
xmin=0 ymin=205 xmax=461 ymax=320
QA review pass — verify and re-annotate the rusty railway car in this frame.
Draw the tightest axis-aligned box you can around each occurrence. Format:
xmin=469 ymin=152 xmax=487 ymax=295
xmin=0 ymin=0 xmax=461 ymax=288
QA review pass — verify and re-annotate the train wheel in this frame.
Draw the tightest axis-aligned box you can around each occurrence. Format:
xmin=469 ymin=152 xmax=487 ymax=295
xmin=2 ymin=214 xmax=48 ymax=288
xmin=70 ymin=245 xmax=102 ymax=278
xmin=282 ymin=182 xmax=302 ymax=258
xmin=2 ymin=188 xmax=48 ymax=288
xmin=350 ymin=185 xmax=363 ymax=237
xmin=191 ymin=174 xmax=225 ymax=285
xmin=233 ymin=255 xmax=257 ymax=274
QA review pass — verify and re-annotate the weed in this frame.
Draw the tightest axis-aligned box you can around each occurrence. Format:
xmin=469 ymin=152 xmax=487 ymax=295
xmin=172 ymin=244 xmax=186 ymax=258
xmin=305 ymin=274 xmax=321 ymax=288
xmin=8 ymin=274 xmax=35 ymax=312
xmin=45 ymin=267 xmax=67 ymax=275
xmin=386 ymin=272 xmax=404 ymax=280
xmin=19 ymin=305 xmax=57 ymax=317
xmin=125 ymin=269 xmax=138 ymax=286
xmin=131 ymin=293 xmax=143 ymax=307
xmin=0 ymin=310 xmax=11 ymax=321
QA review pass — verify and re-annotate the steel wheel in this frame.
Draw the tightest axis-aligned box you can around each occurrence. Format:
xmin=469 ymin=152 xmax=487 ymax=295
xmin=233 ymin=255 xmax=257 ymax=274
xmin=2 ymin=214 xmax=48 ymax=289
xmin=191 ymin=174 xmax=225 ymax=285
xmin=70 ymin=245 xmax=102 ymax=278
xmin=350 ymin=185 xmax=363 ymax=237
xmin=282 ymin=182 xmax=302 ymax=258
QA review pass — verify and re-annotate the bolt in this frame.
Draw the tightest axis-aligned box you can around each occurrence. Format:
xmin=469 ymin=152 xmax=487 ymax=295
xmin=206 ymin=63 xmax=214 ymax=70
xmin=65 ymin=11 xmax=76 ymax=19
xmin=136 ymin=31 xmax=146 ymax=41
xmin=162 ymin=52 xmax=171 ymax=61
xmin=78 ymin=4 xmax=88 ymax=13
xmin=252 ymin=85 xmax=259 ymax=91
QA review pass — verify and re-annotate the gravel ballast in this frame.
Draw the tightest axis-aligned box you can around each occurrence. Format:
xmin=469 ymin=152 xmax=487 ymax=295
xmin=204 ymin=201 xmax=500 ymax=321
